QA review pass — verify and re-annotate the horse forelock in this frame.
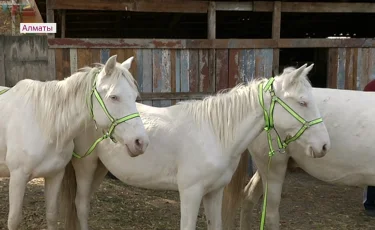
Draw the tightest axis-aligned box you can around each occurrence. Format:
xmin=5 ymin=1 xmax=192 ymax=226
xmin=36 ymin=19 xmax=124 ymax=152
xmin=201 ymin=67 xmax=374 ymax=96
xmin=177 ymin=78 xmax=268 ymax=148
xmin=92 ymin=63 xmax=140 ymax=97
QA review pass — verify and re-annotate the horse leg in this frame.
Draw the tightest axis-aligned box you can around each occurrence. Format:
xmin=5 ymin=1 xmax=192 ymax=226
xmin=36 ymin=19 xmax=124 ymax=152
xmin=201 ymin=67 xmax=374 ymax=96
xmin=257 ymin=159 xmax=288 ymax=230
xmin=203 ymin=187 xmax=224 ymax=230
xmin=179 ymin=185 xmax=204 ymax=230
xmin=240 ymin=170 xmax=263 ymax=230
xmin=72 ymin=158 xmax=98 ymax=230
xmin=8 ymin=169 xmax=28 ymax=230
xmin=44 ymin=171 xmax=65 ymax=230
xmin=90 ymin=160 xmax=108 ymax=196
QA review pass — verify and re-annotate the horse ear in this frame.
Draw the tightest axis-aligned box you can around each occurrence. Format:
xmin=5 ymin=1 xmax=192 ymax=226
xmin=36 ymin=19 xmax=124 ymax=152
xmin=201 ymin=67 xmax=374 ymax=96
xmin=121 ymin=56 xmax=134 ymax=70
xmin=104 ymin=55 xmax=117 ymax=76
xmin=303 ymin=63 xmax=314 ymax=75
xmin=284 ymin=63 xmax=307 ymax=86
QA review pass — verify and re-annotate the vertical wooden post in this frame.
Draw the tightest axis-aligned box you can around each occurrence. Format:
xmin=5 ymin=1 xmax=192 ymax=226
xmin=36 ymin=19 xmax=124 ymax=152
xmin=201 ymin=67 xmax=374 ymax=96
xmin=0 ymin=37 xmax=5 ymax=86
xmin=208 ymin=2 xmax=216 ymax=93
xmin=272 ymin=1 xmax=281 ymax=75
xmin=61 ymin=10 xmax=66 ymax=38
xmin=208 ymin=2 xmax=216 ymax=39
xmin=46 ymin=0 xmax=56 ymax=80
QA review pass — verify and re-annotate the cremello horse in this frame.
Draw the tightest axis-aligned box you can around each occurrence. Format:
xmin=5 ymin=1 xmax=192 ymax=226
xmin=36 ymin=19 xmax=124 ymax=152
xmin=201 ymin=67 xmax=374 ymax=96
xmin=221 ymin=84 xmax=375 ymax=230
xmin=60 ymin=64 xmax=330 ymax=230
xmin=0 ymin=55 xmax=149 ymax=230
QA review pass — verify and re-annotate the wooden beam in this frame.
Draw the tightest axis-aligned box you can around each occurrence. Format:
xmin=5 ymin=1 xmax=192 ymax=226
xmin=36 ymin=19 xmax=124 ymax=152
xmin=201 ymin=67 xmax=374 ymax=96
xmin=137 ymin=92 xmax=212 ymax=101
xmin=216 ymin=2 xmax=253 ymax=11
xmin=48 ymin=38 xmax=375 ymax=49
xmin=50 ymin=0 xmax=209 ymax=13
xmin=281 ymin=2 xmax=375 ymax=13
xmin=272 ymin=1 xmax=281 ymax=76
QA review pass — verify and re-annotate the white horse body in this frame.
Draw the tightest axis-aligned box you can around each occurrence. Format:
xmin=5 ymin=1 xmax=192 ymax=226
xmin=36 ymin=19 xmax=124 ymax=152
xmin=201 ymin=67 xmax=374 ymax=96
xmin=0 ymin=55 xmax=149 ymax=230
xmin=222 ymin=87 xmax=375 ymax=230
xmin=62 ymin=64 xmax=331 ymax=230
xmin=287 ymin=88 xmax=375 ymax=186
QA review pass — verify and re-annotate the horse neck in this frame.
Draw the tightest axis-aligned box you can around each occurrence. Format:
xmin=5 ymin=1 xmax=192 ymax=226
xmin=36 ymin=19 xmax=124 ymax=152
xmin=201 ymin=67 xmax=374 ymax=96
xmin=185 ymin=80 xmax=270 ymax=156
xmin=33 ymin=71 xmax=93 ymax=147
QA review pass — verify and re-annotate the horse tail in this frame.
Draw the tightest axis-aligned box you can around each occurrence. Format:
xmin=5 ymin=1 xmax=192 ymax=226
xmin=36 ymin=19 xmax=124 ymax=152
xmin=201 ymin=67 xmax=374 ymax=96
xmin=60 ymin=161 xmax=80 ymax=230
xmin=222 ymin=150 xmax=250 ymax=230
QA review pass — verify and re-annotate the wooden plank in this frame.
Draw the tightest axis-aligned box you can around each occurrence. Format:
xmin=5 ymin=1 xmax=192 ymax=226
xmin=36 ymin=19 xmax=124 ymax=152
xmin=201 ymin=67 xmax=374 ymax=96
xmin=208 ymin=2 xmax=216 ymax=40
xmin=199 ymin=49 xmax=210 ymax=92
xmin=208 ymin=49 xmax=216 ymax=92
xmin=357 ymin=49 xmax=364 ymax=90
xmin=137 ymin=49 xmax=153 ymax=105
xmin=137 ymin=92 xmax=212 ymax=101
xmin=337 ymin=48 xmax=346 ymax=89
xmin=327 ymin=48 xmax=338 ymax=89
xmin=70 ymin=48 xmax=77 ymax=75
xmin=216 ymin=2 xmax=252 ymax=11
xmin=175 ymin=50 xmax=181 ymax=103
xmin=352 ymin=48 xmax=358 ymax=90
xmin=254 ymin=49 xmax=273 ymax=79
xmin=241 ymin=49 xmax=254 ymax=83
xmin=180 ymin=50 xmax=190 ymax=93
xmin=281 ymin=2 xmax=375 ymax=13
xmin=253 ymin=1 xmax=273 ymax=12
xmin=51 ymin=0 xmax=209 ymax=13
xmin=188 ymin=50 xmax=199 ymax=93
xmin=55 ymin=48 xmax=70 ymax=80
xmin=170 ymin=50 xmax=177 ymax=105
xmin=228 ymin=49 xmax=241 ymax=87
xmin=216 ymin=49 xmax=229 ymax=91
xmin=344 ymin=48 xmax=354 ymax=90
xmin=0 ymin=37 xmax=4 ymax=85
xmin=152 ymin=49 xmax=171 ymax=107
xmin=100 ymin=49 xmax=110 ymax=63
xmin=48 ymin=38 xmax=375 ymax=49
xmin=77 ymin=48 xmax=91 ymax=69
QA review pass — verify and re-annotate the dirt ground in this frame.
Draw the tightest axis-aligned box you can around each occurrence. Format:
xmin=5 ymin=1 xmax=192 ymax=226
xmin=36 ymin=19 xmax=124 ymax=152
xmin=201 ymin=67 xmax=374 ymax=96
xmin=0 ymin=170 xmax=374 ymax=230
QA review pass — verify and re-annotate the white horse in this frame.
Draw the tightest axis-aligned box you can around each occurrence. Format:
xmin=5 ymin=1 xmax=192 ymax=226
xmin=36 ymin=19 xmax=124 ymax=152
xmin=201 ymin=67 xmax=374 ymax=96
xmin=60 ymin=64 xmax=330 ymax=230
xmin=0 ymin=55 xmax=149 ymax=230
xmin=221 ymin=86 xmax=375 ymax=230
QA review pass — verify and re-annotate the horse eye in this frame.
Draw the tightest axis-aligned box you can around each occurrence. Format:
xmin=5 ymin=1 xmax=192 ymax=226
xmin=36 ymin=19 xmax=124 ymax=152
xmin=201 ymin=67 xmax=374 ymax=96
xmin=299 ymin=101 xmax=307 ymax=107
xmin=110 ymin=95 xmax=118 ymax=101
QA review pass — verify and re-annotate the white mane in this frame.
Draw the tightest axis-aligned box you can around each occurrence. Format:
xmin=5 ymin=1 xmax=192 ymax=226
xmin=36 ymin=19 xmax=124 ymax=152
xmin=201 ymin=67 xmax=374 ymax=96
xmin=12 ymin=63 xmax=139 ymax=147
xmin=178 ymin=69 xmax=312 ymax=148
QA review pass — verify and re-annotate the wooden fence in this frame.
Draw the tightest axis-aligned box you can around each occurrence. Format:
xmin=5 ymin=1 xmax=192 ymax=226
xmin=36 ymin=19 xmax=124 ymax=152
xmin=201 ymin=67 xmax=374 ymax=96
xmin=0 ymin=36 xmax=51 ymax=86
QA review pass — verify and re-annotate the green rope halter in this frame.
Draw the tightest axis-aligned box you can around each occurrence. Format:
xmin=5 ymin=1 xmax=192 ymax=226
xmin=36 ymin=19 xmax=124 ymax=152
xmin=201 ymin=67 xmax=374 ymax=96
xmin=258 ymin=77 xmax=323 ymax=230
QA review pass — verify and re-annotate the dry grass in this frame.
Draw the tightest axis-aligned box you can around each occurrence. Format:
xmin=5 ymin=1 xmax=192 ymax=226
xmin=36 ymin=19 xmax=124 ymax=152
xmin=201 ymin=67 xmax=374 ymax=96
xmin=0 ymin=170 xmax=374 ymax=229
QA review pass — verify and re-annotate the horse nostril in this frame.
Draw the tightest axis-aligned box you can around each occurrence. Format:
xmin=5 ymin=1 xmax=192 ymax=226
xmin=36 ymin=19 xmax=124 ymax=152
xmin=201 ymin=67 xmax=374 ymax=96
xmin=322 ymin=144 xmax=327 ymax=152
xmin=135 ymin=139 xmax=142 ymax=148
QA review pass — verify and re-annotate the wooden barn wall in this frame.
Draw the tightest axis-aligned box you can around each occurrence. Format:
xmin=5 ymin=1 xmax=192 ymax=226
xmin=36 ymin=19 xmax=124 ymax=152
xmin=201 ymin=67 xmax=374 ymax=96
xmin=54 ymin=48 xmax=274 ymax=106
xmin=328 ymin=48 xmax=375 ymax=90
xmin=0 ymin=36 xmax=51 ymax=87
